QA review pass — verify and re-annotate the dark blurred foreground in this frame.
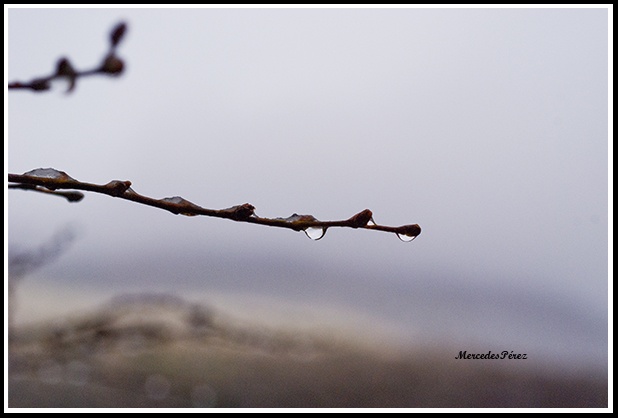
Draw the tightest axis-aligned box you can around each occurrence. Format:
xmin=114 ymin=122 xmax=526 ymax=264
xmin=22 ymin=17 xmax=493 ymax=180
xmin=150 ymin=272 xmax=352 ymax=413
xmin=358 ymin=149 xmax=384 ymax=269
xmin=8 ymin=294 xmax=608 ymax=408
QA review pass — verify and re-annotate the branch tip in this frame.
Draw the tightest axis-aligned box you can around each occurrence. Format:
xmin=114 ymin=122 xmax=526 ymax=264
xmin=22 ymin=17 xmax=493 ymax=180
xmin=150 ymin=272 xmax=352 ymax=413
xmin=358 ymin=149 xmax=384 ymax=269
xmin=395 ymin=224 xmax=422 ymax=238
xmin=9 ymin=171 xmax=420 ymax=241
xmin=110 ymin=22 xmax=128 ymax=48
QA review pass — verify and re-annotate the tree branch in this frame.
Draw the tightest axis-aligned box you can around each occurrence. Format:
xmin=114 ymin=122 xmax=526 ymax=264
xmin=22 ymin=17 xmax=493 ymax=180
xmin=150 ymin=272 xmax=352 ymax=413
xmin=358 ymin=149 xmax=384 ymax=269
xmin=8 ymin=21 xmax=421 ymax=242
xmin=9 ymin=169 xmax=421 ymax=241
xmin=8 ymin=183 xmax=84 ymax=202
xmin=8 ymin=22 xmax=127 ymax=93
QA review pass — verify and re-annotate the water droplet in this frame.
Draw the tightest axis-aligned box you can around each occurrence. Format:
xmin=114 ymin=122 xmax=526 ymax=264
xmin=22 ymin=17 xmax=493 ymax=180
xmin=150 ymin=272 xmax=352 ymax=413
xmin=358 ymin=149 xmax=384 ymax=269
xmin=397 ymin=233 xmax=418 ymax=242
xmin=281 ymin=213 xmax=318 ymax=223
xmin=161 ymin=196 xmax=200 ymax=215
xmin=144 ymin=374 xmax=171 ymax=400
xmin=24 ymin=168 xmax=74 ymax=180
xmin=161 ymin=196 xmax=187 ymax=204
xmin=304 ymin=227 xmax=326 ymax=240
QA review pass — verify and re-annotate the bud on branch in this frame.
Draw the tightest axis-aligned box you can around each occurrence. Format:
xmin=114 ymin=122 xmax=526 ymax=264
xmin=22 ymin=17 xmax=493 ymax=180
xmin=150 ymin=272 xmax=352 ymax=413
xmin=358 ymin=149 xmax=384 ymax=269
xmin=9 ymin=169 xmax=421 ymax=242
xmin=8 ymin=22 xmax=422 ymax=243
xmin=8 ymin=22 xmax=128 ymax=93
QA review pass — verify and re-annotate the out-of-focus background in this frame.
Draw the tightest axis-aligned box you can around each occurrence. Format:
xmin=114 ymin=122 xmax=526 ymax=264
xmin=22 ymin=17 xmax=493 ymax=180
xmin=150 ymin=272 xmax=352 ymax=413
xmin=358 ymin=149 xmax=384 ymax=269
xmin=6 ymin=7 xmax=609 ymax=408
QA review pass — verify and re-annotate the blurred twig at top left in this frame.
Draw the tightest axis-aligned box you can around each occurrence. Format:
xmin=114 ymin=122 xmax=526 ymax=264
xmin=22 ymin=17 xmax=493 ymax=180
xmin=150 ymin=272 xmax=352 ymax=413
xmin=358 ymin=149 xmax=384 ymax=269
xmin=8 ymin=21 xmax=128 ymax=93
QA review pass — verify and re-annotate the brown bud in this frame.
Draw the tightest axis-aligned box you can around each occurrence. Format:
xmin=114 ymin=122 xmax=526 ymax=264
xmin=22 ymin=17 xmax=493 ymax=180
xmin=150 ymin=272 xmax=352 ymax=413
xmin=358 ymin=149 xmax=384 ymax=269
xmin=105 ymin=180 xmax=132 ymax=196
xmin=55 ymin=58 xmax=78 ymax=92
xmin=100 ymin=53 xmax=124 ymax=75
xmin=348 ymin=209 xmax=373 ymax=228
xmin=227 ymin=203 xmax=256 ymax=221
xmin=110 ymin=22 xmax=128 ymax=48
xmin=55 ymin=58 xmax=76 ymax=77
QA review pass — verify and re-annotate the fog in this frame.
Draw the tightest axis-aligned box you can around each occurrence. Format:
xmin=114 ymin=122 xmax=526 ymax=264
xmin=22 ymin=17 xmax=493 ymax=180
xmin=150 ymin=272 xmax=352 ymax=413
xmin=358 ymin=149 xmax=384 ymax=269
xmin=7 ymin=7 xmax=609 ymax=374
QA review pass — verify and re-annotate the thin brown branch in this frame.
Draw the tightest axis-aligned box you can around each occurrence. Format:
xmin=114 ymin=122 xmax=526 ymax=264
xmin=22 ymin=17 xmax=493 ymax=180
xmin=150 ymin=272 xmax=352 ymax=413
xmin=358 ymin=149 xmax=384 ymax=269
xmin=9 ymin=169 xmax=421 ymax=241
xmin=8 ymin=22 xmax=127 ymax=93
xmin=8 ymin=183 xmax=84 ymax=202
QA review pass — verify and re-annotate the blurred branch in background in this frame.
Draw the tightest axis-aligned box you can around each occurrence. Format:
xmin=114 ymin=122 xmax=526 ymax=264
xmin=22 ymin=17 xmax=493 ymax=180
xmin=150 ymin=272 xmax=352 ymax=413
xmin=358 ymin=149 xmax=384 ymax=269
xmin=8 ymin=225 xmax=79 ymax=348
xmin=8 ymin=225 xmax=78 ymax=282
xmin=8 ymin=21 xmax=127 ymax=93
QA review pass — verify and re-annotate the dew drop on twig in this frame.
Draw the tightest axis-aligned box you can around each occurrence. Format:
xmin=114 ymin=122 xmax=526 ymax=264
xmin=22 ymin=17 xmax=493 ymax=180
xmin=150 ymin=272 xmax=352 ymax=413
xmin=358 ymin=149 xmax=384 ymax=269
xmin=282 ymin=213 xmax=317 ymax=223
xmin=161 ymin=196 xmax=200 ymax=216
xmin=24 ymin=168 xmax=74 ymax=180
xmin=161 ymin=196 xmax=188 ymax=204
xmin=304 ymin=227 xmax=327 ymax=241
xmin=396 ymin=233 xmax=418 ymax=242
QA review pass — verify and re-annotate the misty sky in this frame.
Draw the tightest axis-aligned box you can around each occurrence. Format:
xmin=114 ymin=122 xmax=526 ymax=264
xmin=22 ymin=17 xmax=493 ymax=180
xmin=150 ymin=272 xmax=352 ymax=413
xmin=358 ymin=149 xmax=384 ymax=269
xmin=6 ymin=7 xmax=610 ymax=369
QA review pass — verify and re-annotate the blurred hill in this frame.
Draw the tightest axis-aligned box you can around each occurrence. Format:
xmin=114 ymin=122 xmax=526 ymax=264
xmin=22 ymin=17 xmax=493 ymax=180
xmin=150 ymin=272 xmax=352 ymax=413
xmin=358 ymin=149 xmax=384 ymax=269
xmin=8 ymin=293 xmax=608 ymax=408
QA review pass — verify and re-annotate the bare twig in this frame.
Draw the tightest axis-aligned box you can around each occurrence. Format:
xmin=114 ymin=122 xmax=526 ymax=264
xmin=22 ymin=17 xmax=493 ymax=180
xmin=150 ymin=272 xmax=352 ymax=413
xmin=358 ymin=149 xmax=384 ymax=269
xmin=8 ymin=22 xmax=127 ymax=93
xmin=8 ymin=21 xmax=421 ymax=242
xmin=8 ymin=183 xmax=84 ymax=202
xmin=9 ymin=169 xmax=421 ymax=241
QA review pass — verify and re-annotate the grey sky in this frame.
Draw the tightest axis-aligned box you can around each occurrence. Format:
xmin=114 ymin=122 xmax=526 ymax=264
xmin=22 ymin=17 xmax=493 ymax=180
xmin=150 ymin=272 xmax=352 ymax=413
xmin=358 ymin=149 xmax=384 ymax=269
xmin=6 ymin=7 xmax=609 ymax=369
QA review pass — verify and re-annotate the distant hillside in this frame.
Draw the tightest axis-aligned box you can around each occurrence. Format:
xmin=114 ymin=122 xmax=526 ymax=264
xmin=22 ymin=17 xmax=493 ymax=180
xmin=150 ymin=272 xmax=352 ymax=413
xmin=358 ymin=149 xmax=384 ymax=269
xmin=8 ymin=293 xmax=608 ymax=408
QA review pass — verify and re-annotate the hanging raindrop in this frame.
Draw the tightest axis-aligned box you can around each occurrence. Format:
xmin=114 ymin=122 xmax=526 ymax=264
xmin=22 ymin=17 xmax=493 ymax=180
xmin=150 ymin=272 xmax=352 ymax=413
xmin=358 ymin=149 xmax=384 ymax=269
xmin=397 ymin=233 xmax=418 ymax=242
xmin=304 ymin=227 xmax=327 ymax=241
